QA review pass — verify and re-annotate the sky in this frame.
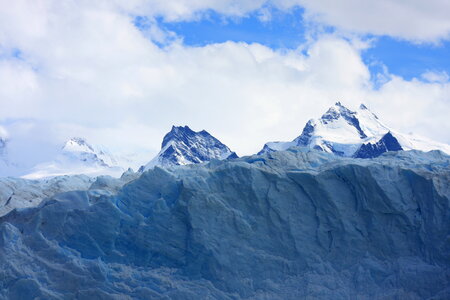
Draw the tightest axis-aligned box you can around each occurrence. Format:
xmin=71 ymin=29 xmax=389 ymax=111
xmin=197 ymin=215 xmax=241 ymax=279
xmin=0 ymin=0 xmax=450 ymax=167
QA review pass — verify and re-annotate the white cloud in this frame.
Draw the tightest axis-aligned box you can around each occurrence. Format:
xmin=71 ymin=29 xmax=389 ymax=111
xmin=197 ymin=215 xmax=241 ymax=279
xmin=421 ymin=70 xmax=449 ymax=83
xmin=115 ymin=0 xmax=450 ymax=42
xmin=106 ymin=0 xmax=450 ymax=43
xmin=275 ymin=0 xmax=450 ymax=43
xmin=0 ymin=0 xmax=449 ymax=167
xmin=365 ymin=75 xmax=450 ymax=142
xmin=108 ymin=0 xmax=267 ymax=21
xmin=5 ymin=0 xmax=449 ymax=42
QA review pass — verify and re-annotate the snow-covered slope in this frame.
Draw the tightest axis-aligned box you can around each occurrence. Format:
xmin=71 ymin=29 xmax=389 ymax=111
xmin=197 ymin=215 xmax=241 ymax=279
xmin=1 ymin=149 xmax=449 ymax=299
xmin=144 ymin=126 xmax=238 ymax=170
xmin=259 ymin=102 xmax=450 ymax=158
xmin=23 ymin=138 xmax=125 ymax=179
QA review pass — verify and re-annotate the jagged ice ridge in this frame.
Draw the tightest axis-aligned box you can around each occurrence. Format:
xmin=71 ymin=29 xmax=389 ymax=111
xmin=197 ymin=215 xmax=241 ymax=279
xmin=1 ymin=149 xmax=449 ymax=299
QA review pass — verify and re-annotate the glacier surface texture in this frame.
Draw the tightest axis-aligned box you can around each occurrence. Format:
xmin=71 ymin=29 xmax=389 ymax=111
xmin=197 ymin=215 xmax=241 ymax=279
xmin=1 ymin=149 xmax=449 ymax=299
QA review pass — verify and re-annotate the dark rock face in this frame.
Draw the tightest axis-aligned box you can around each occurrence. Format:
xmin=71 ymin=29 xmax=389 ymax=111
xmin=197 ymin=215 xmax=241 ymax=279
xmin=147 ymin=126 xmax=237 ymax=168
xmin=257 ymin=143 xmax=276 ymax=155
xmin=1 ymin=150 xmax=449 ymax=299
xmin=354 ymin=132 xmax=403 ymax=158
xmin=226 ymin=152 xmax=239 ymax=159
xmin=294 ymin=119 xmax=316 ymax=147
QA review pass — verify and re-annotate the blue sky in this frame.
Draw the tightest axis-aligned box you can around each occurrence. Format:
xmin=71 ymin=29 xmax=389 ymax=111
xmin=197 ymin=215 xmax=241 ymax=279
xmin=364 ymin=37 xmax=450 ymax=81
xmin=148 ymin=8 xmax=450 ymax=83
xmin=154 ymin=7 xmax=308 ymax=49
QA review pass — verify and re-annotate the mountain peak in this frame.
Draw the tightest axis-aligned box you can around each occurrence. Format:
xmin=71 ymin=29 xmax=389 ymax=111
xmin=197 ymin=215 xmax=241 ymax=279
xmin=320 ymin=102 xmax=367 ymax=139
xmin=61 ymin=137 xmax=118 ymax=167
xmin=145 ymin=126 xmax=237 ymax=169
xmin=63 ymin=137 xmax=95 ymax=153
xmin=259 ymin=101 xmax=450 ymax=158
xmin=171 ymin=125 xmax=191 ymax=132
xmin=23 ymin=137 xmax=123 ymax=179
xmin=162 ymin=126 xmax=197 ymax=148
xmin=322 ymin=102 xmax=356 ymax=121
xmin=260 ymin=101 xmax=389 ymax=156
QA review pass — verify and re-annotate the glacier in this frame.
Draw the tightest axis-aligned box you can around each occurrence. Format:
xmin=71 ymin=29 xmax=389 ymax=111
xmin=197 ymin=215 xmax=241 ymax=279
xmin=1 ymin=148 xmax=449 ymax=299
xmin=0 ymin=170 xmax=140 ymax=218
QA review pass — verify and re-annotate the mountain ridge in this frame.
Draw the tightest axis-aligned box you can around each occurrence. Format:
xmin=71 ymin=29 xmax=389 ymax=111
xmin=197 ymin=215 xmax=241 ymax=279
xmin=259 ymin=102 xmax=450 ymax=158
xmin=1 ymin=102 xmax=449 ymax=178
xmin=23 ymin=137 xmax=126 ymax=179
xmin=144 ymin=125 xmax=238 ymax=170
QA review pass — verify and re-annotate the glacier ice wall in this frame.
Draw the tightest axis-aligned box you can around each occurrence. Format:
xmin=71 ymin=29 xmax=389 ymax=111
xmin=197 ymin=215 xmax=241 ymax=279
xmin=0 ymin=149 xmax=449 ymax=299
xmin=0 ymin=175 xmax=94 ymax=217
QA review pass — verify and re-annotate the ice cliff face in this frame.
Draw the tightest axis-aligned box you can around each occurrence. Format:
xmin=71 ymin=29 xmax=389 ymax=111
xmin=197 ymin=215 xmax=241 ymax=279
xmin=1 ymin=149 xmax=449 ymax=299
xmin=0 ymin=175 xmax=94 ymax=217
xmin=0 ymin=169 xmax=140 ymax=218
xmin=259 ymin=102 xmax=450 ymax=158
xmin=144 ymin=126 xmax=237 ymax=170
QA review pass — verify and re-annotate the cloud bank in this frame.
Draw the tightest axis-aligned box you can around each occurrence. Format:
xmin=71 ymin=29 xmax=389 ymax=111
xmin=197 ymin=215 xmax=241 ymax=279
xmin=283 ymin=0 xmax=450 ymax=43
xmin=86 ymin=0 xmax=450 ymax=42
xmin=0 ymin=0 xmax=449 ymax=166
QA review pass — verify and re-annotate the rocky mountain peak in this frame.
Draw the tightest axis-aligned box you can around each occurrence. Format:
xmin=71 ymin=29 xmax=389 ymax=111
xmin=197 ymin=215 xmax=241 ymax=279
xmin=145 ymin=126 xmax=237 ymax=169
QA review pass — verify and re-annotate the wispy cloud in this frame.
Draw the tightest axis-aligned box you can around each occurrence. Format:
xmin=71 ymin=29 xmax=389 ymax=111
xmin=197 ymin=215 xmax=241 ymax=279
xmin=421 ymin=70 xmax=449 ymax=83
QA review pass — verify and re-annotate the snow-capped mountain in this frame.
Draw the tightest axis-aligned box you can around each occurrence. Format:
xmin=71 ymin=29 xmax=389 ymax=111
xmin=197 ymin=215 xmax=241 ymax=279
xmin=259 ymin=102 xmax=450 ymax=158
xmin=144 ymin=126 xmax=238 ymax=170
xmin=61 ymin=137 xmax=118 ymax=167
xmin=23 ymin=137 xmax=125 ymax=179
